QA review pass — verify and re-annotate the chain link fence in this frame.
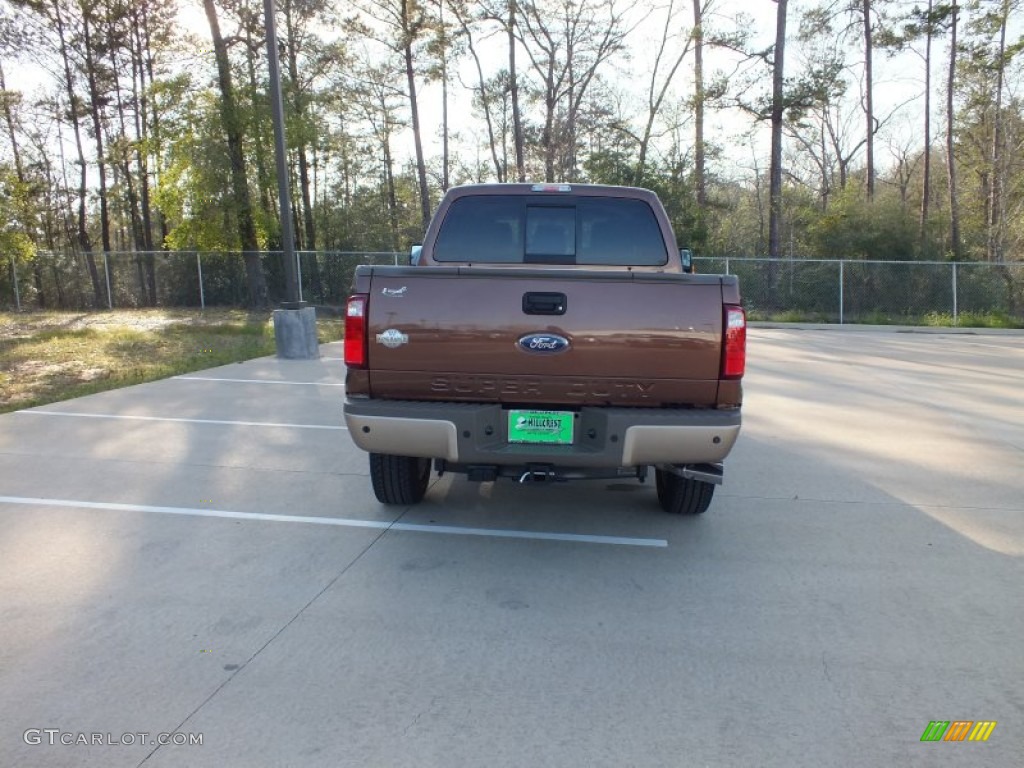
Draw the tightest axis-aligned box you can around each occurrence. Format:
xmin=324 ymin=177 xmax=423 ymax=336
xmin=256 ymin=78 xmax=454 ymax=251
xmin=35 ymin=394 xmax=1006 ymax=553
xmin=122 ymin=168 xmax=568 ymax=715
xmin=1 ymin=250 xmax=401 ymax=312
xmin=698 ymin=257 xmax=1024 ymax=324
xmin=3 ymin=251 xmax=1023 ymax=324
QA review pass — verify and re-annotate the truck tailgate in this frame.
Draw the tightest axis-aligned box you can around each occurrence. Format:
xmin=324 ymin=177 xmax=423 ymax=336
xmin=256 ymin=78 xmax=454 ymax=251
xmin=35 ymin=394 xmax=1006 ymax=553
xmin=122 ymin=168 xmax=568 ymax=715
xmin=361 ymin=267 xmax=725 ymax=407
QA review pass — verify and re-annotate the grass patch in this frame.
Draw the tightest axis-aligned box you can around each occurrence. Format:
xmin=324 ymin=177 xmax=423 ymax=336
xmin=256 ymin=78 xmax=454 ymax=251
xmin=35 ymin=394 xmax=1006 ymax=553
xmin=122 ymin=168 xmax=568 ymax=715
xmin=747 ymin=309 xmax=834 ymax=323
xmin=0 ymin=309 xmax=345 ymax=413
xmin=748 ymin=308 xmax=1024 ymax=328
xmin=923 ymin=311 xmax=1024 ymax=329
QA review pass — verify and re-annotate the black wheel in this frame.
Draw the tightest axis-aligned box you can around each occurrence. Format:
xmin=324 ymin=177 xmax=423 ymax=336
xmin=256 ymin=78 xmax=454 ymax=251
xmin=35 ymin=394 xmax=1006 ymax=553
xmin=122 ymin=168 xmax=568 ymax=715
xmin=369 ymin=454 xmax=431 ymax=505
xmin=655 ymin=469 xmax=671 ymax=507
xmin=655 ymin=468 xmax=714 ymax=515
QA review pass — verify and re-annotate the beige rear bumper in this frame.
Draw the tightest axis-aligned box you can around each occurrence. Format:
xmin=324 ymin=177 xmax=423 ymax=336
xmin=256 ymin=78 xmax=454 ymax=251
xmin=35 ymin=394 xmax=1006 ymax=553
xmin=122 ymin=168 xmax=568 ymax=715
xmin=344 ymin=399 xmax=741 ymax=469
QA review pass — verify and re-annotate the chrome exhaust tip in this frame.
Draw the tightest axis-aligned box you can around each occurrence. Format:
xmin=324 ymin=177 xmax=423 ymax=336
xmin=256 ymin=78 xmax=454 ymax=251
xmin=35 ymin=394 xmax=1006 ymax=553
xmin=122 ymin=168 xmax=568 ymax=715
xmin=518 ymin=469 xmax=555 ymax=484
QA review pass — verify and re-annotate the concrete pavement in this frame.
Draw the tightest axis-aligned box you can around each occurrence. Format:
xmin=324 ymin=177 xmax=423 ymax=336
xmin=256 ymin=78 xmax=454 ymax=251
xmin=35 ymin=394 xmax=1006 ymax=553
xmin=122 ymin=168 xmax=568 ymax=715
xmin=1 ymin=330 xmax=1021 ymax=767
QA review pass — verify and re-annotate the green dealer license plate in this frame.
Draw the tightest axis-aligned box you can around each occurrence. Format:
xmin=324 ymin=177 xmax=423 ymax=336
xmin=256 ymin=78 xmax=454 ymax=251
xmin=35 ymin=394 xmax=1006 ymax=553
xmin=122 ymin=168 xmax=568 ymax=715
xmin=507 ymin=410 xmax=575 ymax=445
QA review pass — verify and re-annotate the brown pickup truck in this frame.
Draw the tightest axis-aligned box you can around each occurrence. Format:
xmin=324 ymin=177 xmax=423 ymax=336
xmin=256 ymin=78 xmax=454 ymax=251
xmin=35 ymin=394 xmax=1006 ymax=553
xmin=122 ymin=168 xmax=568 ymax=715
xmin=343 ymin=183 xmax=745 ymax=514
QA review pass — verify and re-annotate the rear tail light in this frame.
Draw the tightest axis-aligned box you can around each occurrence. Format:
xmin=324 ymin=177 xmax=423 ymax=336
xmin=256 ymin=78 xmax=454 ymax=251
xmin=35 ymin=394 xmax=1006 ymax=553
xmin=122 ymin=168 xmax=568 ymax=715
xmin=722 ymin=305 xmax=746 ymax=379
xmin=344 ymin=294 xmax=369 ymax=368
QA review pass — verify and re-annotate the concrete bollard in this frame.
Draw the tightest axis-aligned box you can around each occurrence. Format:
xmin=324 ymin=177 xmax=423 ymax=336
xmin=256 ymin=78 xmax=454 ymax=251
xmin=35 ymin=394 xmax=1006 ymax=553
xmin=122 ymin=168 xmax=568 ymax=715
xmin=273 ymin=306 xmax=319 ymax=359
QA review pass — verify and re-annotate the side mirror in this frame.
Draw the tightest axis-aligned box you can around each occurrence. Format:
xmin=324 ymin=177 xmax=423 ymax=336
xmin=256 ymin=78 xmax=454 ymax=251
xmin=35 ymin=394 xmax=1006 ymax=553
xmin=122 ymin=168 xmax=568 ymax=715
xmin=680 ymin=248 xmax=693 ymax=274
xmin=409 ymin=244 xmax=422 ymax=266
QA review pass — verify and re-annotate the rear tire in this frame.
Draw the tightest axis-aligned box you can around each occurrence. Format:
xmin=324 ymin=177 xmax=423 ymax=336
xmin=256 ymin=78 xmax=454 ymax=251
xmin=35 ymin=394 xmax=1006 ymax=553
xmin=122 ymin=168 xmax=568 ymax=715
xmin=370 ymin=454 xmax=431 ymax=505
xmin=655 ymin=468 xmax=714 ymax=515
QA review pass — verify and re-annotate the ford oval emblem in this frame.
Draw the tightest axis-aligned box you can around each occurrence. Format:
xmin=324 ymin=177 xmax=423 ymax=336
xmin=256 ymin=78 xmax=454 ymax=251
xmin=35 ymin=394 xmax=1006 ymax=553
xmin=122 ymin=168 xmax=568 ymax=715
xmin=518 ymin=333 xmax=570 ymax=354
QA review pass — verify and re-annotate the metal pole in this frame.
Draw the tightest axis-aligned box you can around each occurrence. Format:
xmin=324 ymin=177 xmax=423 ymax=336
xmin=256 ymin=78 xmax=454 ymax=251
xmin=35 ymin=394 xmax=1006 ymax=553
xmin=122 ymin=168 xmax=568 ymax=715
xmin=103 ymin=252 xmax=113 ymax=309
xmin=263 ymin=0 xmax=301 ymax=307
xmin=197 ymin=252 xmax=206 ymax=309
xmin=296 ymin=250 xmax=304 ymax=303
xmin=952 ymin=263 xmax=958 ymax=325
xmin=10 ymin=255 xmax=20 ymax=311
xmin=725 ymin=257 xmax=730 ymax=275
xmin=839 ymin=260 xmax=844 ymax=325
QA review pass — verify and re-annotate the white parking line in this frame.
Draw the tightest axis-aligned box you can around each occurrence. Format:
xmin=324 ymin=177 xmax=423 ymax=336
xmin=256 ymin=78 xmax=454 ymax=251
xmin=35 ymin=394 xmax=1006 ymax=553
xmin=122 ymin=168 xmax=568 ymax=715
xmin=0 ymin=496 xmax=668 ymax=548
xmin=17 ymin=411 xmax=346 ymax=430
xmin=173 ymin=376 xmax=346 ymax=387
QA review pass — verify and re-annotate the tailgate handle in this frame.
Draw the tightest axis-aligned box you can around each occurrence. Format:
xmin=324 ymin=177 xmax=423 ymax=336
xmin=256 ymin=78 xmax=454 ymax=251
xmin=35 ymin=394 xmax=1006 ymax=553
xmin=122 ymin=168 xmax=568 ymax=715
xmin=523 ymin=292 xmax=567 ymax=315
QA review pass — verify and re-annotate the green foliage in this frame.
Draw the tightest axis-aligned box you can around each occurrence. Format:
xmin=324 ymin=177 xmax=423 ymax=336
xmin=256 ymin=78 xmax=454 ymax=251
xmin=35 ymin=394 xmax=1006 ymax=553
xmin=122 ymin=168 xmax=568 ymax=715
xmin=0 ymin=165 xmax=37 ymax=265
xmin=807 ymin=188 xmax=919 ymax=260
xmin=704 ymin=179 xmax=768 ymax=257
xmin=581 ymin=149 xmax=635 ymax=187
xmin=154 ymin=87 xmax=273 ymax=252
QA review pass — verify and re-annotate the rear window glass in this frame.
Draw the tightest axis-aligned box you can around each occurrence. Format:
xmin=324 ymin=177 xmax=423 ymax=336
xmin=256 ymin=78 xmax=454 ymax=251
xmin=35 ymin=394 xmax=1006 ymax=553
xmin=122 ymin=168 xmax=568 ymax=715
xmin=432 ymin=195 xmax=669 ymax=266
